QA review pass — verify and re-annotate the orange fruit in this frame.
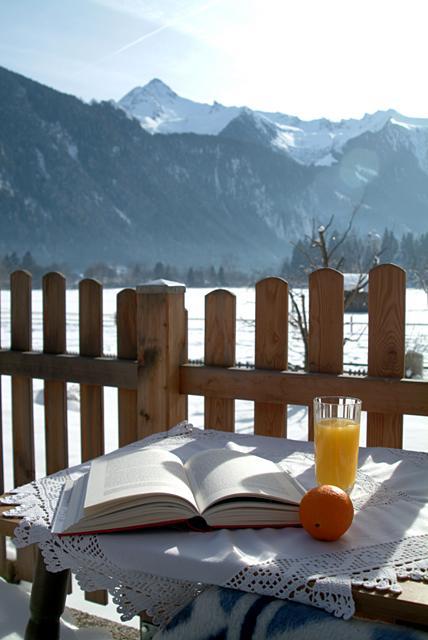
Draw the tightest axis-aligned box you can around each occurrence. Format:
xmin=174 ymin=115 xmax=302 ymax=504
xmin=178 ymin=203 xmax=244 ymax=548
xmin=299 ymin=485 xmax=354 ymax=541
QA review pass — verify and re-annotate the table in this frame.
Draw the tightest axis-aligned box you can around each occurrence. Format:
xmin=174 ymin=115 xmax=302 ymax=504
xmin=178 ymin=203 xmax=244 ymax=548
xmin=2 ymin=422 xmax=428 ymax=635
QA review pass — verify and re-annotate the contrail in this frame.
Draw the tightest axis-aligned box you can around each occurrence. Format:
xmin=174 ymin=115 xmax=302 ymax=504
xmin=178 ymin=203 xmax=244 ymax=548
xmin=96 ymin=0 xmax=223 ymax=64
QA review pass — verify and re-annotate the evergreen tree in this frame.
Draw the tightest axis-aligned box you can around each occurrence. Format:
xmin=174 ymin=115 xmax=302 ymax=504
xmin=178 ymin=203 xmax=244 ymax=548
xmin=399 ymin=232 xmax=416 ymax=269
xmin=380 ymin=229 xmax=399 ymax=264
xmin=207 ymin=266 xmax=217 ymax=285
xmin=21 ymin=251 xmax=37 ymax=271
xmin=218 ymin=266 xmax=226 ymax=287
xmin=415 ymin=233 xmax=428 ymax=271
xmin=153 ymin=262 xmax=165 ymax=279
xmin=186 ymin=267 xmax=195 ymax=286
xmin=289 ymin=240 xmax=311 ymax=276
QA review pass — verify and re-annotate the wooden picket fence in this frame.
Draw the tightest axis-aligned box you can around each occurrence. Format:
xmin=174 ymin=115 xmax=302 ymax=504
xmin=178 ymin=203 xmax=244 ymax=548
xmin=0 ymin=264 xmax=427 ymax=609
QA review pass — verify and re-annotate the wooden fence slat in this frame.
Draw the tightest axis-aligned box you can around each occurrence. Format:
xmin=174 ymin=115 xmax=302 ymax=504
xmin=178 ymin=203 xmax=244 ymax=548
xmin=0 ymin=286 xmax=6 ymax=579
xmin=0 ymin=388 xmax=2 ymax=500
xmin=117 ymin=289 xmax=137 ymax=447
xmin=136 ymin=282 xmax=187 ymax=438
xmin=79 ymin=278 xmax=107 ymax=605
xmin=0 ymin=380 xmax=2 ymax=498
xmin=184 ymin=307 xmax=189 ymax=420
xmin=11 ymin=270 xmax=36 ymax=582
xmin=42 ymin=275 xmax=72 ymax=594
xmin=43 ymin=273 xmax=68 ymax=475
xmin=0 ymin=383 xmax=4 ymax=577
xmin=308 ymin=269 xmax=344 ymax=440
xmin=0 ymin=301 xmax=2 ymax=500
xmin=79 ymin=279 xmax=104 ymax=460
xmin=367 ymin=264 xmax=406 ymax=448
xmin=254 ymin=277 xmax=288 ymax=437
xmin=204 ymin=290 xmax=236 ymax=431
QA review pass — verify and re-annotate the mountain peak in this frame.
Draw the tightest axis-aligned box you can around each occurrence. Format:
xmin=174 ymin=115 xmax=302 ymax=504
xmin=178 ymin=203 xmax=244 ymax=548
xmin=220 ymin=109 xmax=278 ymax=149
xmin=116 ymin=81 xmax=428 ymax=169
xmin=118 ymin=80 xmax=241 ymax=135
xmin=143 ymin=78 xmax=176 ymax=97
xmin=119 ymin=78 xmax=177 ymax=108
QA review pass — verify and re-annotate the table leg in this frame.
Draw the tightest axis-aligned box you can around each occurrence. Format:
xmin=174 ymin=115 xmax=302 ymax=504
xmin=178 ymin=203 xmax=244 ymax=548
xmin=25 ymin=549 xmax=70 ymax=640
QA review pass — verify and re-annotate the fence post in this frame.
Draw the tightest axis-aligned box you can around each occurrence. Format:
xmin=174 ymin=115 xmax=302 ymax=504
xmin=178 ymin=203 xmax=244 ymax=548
xmin=0 ymin=286 xmax=8 ymax=580
xmin=43 ymin=272 xmax=68 ymax=475
xmin=79 ymin=278 xmax=107 ymax=605
xmin=204 ymin=289 xmax=236 ymax=431
xmin=308 ymin=268 xmax=344 ymax=440
xmin=136 ymin=280 xmax=187 ymax=438
xmin=254 ymin=277 xmax=288 ymax=437
xmin=117 ymin=289 xmax=138 ymax=447
xmin=367 ymin=264 xmax=405 ymax=447
xmin=11 ymin=270 xmax=36 ymax=582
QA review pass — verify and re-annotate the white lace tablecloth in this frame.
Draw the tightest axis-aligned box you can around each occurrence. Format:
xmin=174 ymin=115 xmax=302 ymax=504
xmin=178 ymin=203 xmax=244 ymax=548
xmin=2 ymin=422 xmax=428 ymax=626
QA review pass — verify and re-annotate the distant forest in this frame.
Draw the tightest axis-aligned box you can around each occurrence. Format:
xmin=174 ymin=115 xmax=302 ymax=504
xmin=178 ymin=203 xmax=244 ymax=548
xmin=1 ymin=228 xmax=427 ymax=289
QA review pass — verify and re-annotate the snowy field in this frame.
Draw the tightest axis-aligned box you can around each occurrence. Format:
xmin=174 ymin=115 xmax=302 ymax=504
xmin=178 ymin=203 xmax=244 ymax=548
xmin=0 ymin=285 xmax=427 ymax=636
xmin=1 ymin=285 xmax=427 ymax=493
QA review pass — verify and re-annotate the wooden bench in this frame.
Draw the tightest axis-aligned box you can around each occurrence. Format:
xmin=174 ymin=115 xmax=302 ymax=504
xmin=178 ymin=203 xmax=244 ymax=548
xmin=0 ymin=266 xmax=427 ymax=638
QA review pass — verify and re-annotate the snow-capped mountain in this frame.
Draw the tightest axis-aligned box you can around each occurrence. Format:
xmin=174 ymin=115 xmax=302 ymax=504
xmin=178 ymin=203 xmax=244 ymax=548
xmin=118 ymin=79 xmax=428 ymax=169
xmin=118 ymin=78 xmax=241 ymax=136
xmin=1 ymin=66 xmax=427 ymax=274
xmin=0 ymin=66 xmax=315 ymax=270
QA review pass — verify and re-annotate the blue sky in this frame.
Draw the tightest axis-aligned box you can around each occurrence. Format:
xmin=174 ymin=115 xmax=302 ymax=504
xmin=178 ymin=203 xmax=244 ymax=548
xmin=1 ymin=0 xmax=427 ymax=120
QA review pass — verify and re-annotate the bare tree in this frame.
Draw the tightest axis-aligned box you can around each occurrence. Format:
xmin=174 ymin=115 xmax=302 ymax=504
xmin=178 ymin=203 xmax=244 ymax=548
xmin=289 ymin=289 xmax=309 ymax=369
xmin=413 ymin=268 xmax=428 ymax=306
xmin=286 ymin=202 xmax=383 ymax=369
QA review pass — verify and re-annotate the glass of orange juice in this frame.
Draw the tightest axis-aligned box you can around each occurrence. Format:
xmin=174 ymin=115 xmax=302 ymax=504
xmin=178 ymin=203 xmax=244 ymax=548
xmin=314 ymin=396 xmax=362 ymax=493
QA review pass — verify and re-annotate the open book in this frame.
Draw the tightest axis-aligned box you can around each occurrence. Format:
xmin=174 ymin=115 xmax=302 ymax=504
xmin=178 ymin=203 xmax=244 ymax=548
xmin=52 ymin=447 xmax=305 ymax=535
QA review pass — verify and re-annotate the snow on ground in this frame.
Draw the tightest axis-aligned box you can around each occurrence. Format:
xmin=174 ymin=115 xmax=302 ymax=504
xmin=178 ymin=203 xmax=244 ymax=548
xmin=0 ymin=578 xmax=114 ymax=639
xmin=0 ymin=285 xmax=427 ymax=490
xmin=0 ymin=285 xmax=427 ymax=630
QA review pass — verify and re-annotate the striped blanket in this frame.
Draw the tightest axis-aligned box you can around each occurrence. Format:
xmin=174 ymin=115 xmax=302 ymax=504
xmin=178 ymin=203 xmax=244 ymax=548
xmin=153 ymin=586 xmax=428 ymax=640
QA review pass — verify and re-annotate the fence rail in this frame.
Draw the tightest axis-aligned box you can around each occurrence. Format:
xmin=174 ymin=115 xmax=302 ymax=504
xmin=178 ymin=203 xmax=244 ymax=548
xmin=0 ymin=351 xmax=137 ymax=387
xmin=0 ymin=264 xmax=427 ymax=607
xmin=180 ymin=366 xmax=428 ymax=416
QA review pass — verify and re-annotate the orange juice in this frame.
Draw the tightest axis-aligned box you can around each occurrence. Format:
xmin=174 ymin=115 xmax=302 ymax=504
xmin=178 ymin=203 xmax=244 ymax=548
xmin=314 ymin=418 xmax=360 ymax=491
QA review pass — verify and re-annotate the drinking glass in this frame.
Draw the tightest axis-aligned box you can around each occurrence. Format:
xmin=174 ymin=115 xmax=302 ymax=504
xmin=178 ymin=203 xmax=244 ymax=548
xmin=313 ymin=396 xmax=362 ymax=493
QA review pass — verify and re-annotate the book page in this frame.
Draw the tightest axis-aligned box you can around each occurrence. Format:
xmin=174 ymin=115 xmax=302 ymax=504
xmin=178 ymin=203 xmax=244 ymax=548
xmin=84 ymin=447 xmax=198 ymax=515
xmin=51 ymin=474 xmax=88 ymax=534
xmin=185 ymin=448 xmax=305 ymax=514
